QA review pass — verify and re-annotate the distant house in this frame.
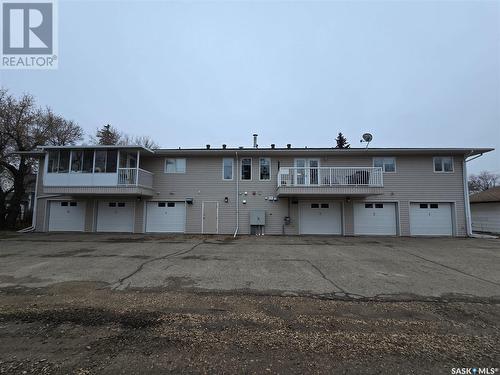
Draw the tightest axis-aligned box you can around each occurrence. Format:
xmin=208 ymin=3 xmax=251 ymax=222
xmin=470 ymin=187 xmax=500 ymax=234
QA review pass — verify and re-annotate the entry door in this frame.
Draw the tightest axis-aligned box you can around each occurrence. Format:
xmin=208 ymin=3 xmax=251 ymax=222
xmin=202 ymin=201 xmax=218 ymax=234
xmin=295 ymin=159 xmax=320 ymax=185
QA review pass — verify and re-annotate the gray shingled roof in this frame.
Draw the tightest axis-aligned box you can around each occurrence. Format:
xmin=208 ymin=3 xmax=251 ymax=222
xmin=470 ymin=186 xmax=500 ymax=203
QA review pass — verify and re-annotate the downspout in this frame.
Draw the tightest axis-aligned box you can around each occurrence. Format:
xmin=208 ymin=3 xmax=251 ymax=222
xmin=463 ymin=150 xmax=483 ymax=237
xmin=233 ymin=151 xmax=239 ymax=237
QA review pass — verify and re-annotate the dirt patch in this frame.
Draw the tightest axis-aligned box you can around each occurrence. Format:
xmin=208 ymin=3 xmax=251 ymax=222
xmin=0 ymin=282 xmax=498 ymax=374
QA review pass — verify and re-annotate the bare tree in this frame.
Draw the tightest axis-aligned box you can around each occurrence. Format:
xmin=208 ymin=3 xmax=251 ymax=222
xmin=468 ymin=171 xmax=500 ymax=194
xmin=119 ymin=134 xmax=159 ymax=149
xmin=0 ymin=88 xmax=83 ymax=229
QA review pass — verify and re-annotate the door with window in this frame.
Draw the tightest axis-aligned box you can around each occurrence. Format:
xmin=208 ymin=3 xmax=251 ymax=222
xmin=295 ymin=159 xmax=320 ymax=185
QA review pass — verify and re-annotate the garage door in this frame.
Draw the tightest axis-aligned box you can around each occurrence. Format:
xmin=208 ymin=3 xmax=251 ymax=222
xmin=354 ymin=202 xmax=397 ymax=235
xmin=146 ymin=201 xmax=185 ymax=233
xmin=410 ymin=202 xmax=453 ymax=236
xmin=299 ymin=201 xmax=342 ymax=235
xmin=48 ymin=200 xmax=85 ymax=232
xmin=97 ymin=201 xmax=135 ymax=232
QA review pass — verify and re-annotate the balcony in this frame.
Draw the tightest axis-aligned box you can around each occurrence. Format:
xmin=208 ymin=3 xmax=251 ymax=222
xmin=42 ymin=147 xmax=155 ymax=196
xmin=276 ymin=167 xmax=384 ymax=197
xmin=43 ymin=167 xmax=154 ymax=196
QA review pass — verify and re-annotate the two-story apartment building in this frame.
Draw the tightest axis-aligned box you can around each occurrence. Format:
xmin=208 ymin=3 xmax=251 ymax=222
xmin=30 ymin=144 xmax=493 ymax=237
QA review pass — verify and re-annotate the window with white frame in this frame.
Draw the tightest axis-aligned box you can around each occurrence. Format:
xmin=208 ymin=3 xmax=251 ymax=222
xmin=241 ymin=158 xmax=252 ymax=180
xmin=373 ymin=157 xmax=396 ymax=173
xmin=222 ymin=158 xmax=233 ymax=180
xmin=433 ymin=157 xmax=453 ymax=172
xmin=259 ymin=158 xmax=271 ymax=180
xmin=165 ymin=158 xmax=186 ymax=173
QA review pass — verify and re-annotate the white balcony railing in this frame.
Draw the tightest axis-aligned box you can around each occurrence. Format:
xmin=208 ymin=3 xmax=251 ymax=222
xmin=118 ymin=168 xmax=153 ymax=187
xmin=277 ymin=167 xmax=383 ymax=187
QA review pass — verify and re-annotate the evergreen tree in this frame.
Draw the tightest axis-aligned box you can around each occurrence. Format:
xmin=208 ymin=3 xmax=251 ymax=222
xmin=94 ymin=124 xmax=121 ymax=145
xmin=335 ymin=132 xmax=350 ymax=149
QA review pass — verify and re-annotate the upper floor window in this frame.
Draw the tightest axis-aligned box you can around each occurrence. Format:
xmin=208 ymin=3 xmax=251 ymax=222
xmin=48 ymin=149 xmax=118 ymax=174
xmin=433 ymin=157 xmax=453 ymax=173
xmin=47 ymin=150 xmax=70 ymax=173
xmin=373 ymin=157 xmax=396 ymax=173
xmin=241 ymin=158 xmax=252 ymax=180
xmin=259 ymin=158 xmax=271 ymax=180
xmin=94 ymin=150 xmax=117 ymax=173
xmin=70 ymin=150 xmax=94 ymax=173
xmin=165 ymin=158 xmax=186 ymax=173
xmin=222 ymin=158 xmax=233 ymax=180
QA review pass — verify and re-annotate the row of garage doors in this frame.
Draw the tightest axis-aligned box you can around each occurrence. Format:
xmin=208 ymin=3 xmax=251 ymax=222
xmin=48 ymin=200 xmax=186 ymax=233
xmin=299 ymin=201 xmax=454 ymax=236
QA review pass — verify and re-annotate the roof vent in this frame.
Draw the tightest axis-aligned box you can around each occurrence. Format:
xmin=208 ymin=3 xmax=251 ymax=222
xmin=206 ymin=144 xmax=210 ymax=149
xmin=286 ymin=144 xmax=291 ymax=149
xmin=239 ymin=146 xmax=244 ymax=149
xmin=271 ymin=144 xmax=275 ymax=149
xmin=253 ymin=134 xmax=258 ymax=148
xmin=222 ymin=144 xmax=227 ymax=149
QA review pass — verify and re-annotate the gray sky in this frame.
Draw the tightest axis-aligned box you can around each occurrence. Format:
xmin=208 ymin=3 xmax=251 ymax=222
xmin=1 ymin=0 xmax=499 ymax=174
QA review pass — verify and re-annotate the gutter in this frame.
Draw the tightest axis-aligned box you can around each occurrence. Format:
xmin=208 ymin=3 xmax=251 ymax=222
xmin=233 ymin=151 xmax=239 ymax=238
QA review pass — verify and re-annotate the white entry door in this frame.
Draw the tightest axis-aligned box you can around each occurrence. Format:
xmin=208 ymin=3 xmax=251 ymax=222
xmin=97 ymin=201 xmax=135 ymax=232
xmin=299 ymin=201 xmax=342 ymax=235
xmin=354 ymin=202 xmax=397 ymax=235
xmin=410 ymin=202 xmax=453 ymax=236
xmin=48 ymin=200 xmax=85 ymax=231
xmin=146 ymin=201 xmax=186 ymax=233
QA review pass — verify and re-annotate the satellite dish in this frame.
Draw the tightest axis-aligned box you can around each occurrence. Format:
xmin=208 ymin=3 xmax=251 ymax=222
xmin=362 ymin=133 xmax=373 ymax=142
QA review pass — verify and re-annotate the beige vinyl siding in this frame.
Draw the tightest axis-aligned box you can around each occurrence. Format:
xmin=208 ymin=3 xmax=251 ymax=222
xmin=34 ymin=151 xmax=468 ymax=236
xmin=141 ymin=155 xmax=289 ymax=235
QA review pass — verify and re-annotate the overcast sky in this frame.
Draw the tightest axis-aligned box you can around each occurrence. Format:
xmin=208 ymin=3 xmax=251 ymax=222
xmin=1 ymin=0 xmax=499 ymax=174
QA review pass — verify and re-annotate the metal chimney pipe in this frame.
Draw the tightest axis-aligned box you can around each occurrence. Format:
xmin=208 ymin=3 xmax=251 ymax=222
xmin=253 ymin=134 xmax=258 ymax=148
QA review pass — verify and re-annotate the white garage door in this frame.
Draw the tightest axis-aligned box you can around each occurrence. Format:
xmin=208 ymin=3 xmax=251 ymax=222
xmin=49 ymin=200 xmax=85 ymax=232
xmin=97 ymin=201 xmax=135 ymax=232
xmin=299 ymin=201 xmax=342 ymax=235
xmin=146 ymin=201 xmax=185 ymax=233
xmin=354 ymin=202 xmax=397 ymax=235
xmin=410 ymin=202 xmax=453 ymax=236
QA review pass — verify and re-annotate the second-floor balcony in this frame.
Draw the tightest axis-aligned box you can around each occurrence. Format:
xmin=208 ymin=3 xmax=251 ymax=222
xmin=42 ymin=147 xmax=155 ymax=196
xmin=276 ymin=167 xmax=384 ymax=196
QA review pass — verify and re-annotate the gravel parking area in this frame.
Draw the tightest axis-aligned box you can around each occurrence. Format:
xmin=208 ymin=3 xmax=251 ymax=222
xmin=0 ymin=283 xmax=499 ymax=374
